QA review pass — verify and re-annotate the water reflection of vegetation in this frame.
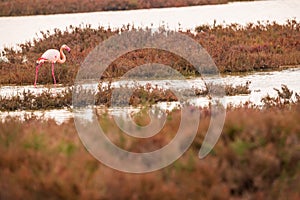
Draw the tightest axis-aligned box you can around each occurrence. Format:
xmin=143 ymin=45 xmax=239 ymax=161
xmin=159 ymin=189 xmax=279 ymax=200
xmin=0 ymin=81 xmax=253 ymax=111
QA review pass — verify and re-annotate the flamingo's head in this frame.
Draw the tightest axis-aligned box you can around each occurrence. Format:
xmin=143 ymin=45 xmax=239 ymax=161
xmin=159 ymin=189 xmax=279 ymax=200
xmin=62 ymin=44 xmax=71 ymax=53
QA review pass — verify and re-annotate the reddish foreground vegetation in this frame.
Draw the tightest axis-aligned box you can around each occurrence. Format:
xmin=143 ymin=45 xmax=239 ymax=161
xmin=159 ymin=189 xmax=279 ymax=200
xmin=0 ymin=102 xmax=299 ymax=199
xmin=1 ymin=20 xmax=299 ymax=86
xmin=0 ymin=0 xmax=254 ymax=16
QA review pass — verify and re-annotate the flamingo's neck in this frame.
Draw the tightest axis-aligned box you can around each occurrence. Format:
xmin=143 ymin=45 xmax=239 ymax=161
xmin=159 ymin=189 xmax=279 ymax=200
xmin=57 ymin=47 xmax=66 ymax=64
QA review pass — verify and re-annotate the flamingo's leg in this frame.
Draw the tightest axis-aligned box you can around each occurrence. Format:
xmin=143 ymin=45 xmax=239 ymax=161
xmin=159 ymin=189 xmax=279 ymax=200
xmin=52 ymin=62 xmax=56 ymax=87
xmin=34 ymin=63 xmax=42 ymax=87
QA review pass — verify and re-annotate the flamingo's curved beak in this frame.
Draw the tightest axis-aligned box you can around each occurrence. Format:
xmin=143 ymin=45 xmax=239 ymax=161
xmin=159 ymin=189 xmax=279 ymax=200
xmin=65 ymin=45 xmax=71 ymax=53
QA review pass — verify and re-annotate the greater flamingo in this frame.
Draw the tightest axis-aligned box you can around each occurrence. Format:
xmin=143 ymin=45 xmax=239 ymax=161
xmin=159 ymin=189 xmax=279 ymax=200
xmin=34 ymin=44 xmax=71 ymax=87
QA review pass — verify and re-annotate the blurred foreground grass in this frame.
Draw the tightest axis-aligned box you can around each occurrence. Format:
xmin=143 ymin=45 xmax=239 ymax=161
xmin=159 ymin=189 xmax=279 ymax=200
xmin=0 ymin=103 xmax=299 ymax=199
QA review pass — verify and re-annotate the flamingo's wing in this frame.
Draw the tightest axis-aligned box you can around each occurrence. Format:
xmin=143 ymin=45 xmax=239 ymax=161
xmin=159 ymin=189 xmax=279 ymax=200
xmin=41 ymin=49 xmax=60 ymax=63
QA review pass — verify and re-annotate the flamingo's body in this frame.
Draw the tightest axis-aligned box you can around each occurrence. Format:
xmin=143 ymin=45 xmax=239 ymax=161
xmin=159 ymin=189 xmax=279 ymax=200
xmin=34 ymin=44 xmax=71 ymax=87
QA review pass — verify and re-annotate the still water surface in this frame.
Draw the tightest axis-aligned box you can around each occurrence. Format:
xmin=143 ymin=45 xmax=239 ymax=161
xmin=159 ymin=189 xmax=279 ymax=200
xmin=0 ymin=0 xmax=299 ymax=48
xmin=0 ymin=0 xmax=299 ymax=123
xmin=1 ymin=67 xmax=300 ymax=124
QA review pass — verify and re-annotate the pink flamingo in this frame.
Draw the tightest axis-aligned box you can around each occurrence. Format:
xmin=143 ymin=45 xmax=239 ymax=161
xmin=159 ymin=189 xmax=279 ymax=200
xmin=34 ymin=44 xmax=71 ymax=87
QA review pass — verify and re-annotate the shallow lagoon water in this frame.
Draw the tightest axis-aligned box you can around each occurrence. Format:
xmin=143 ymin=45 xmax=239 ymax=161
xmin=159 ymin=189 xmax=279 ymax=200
xmin=0 ymin=0 xmax=299 ymax=49
xmin=0 ymin=0 xmax=299 ymax=124
xmin=1 ymin=67 xmax=300 ymax=124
